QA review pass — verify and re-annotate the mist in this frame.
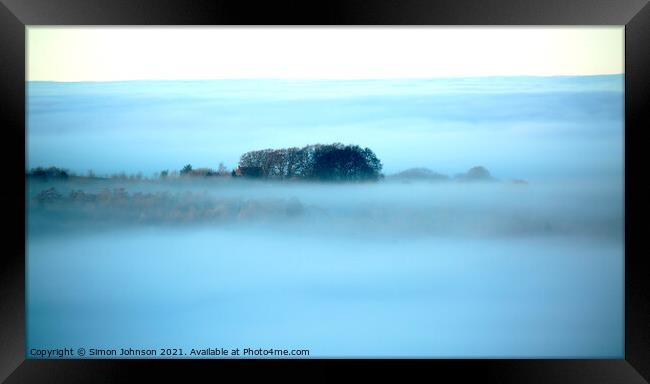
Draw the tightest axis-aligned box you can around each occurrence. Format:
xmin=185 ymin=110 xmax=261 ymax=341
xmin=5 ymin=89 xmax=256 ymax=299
xmin=26 ymin=75 xmax=624 ymax=357
xmin=28 ymin=176 xmax=622 ymax=240
xmin=27 ymin=176 xmax=624 ymax=357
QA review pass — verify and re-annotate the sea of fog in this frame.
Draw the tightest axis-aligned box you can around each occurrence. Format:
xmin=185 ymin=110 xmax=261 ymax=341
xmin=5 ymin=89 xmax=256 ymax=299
xmin=26 ymin=76 xmax=624 ymax=358
xmin=27 ymin=178 xmax=623 ymax=358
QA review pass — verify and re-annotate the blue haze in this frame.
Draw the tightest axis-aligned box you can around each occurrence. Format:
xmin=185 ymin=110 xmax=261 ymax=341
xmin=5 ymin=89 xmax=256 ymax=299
xmin=27 ymin=76 xmax=623 ymax=180
xmin=26 ymin=76 xmax=624 ymax=358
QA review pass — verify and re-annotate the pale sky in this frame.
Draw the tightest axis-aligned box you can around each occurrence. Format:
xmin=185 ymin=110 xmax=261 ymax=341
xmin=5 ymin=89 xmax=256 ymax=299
xmin=27 ymin=27 xmax=623 ymax=82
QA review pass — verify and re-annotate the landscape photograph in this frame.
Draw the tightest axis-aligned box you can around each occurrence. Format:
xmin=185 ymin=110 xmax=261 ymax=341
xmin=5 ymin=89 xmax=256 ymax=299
xmin=26 ymin=27 xmax=624 ymax=358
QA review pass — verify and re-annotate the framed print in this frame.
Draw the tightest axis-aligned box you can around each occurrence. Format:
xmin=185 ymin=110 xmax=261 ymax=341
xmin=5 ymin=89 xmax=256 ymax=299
xmin=1 ymin=0 xmax=649 ymax=382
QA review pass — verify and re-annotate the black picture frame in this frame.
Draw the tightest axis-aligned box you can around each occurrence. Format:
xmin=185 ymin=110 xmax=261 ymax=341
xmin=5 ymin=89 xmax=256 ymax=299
xmin=1 ymin=0 xmax=649 ymax=382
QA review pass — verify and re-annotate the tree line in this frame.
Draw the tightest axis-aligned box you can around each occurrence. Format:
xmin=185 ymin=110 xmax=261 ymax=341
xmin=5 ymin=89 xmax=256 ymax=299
xmin=238 ymin=143 xmax=383 ymax=181
xmin=27 ymin=143 xmax=384 ymax=182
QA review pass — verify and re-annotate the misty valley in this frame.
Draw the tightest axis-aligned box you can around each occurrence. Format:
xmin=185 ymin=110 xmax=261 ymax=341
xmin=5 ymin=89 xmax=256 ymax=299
xmin=27 ymin=165 xmax=620 ymax=241
xmin=26 ymin=76 xmax=624 ymax=357
xmin=26 ymin=165 xmax=623 ymax=357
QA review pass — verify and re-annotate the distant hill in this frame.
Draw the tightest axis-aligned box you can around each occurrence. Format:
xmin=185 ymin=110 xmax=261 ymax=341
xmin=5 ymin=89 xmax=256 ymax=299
xmin=388 ymin=166 xmax=512 ymax=183
xmin=388 ymin=168 xmax=449 ymax=181
xmin=454 ymin=166 xmax=496 ymax=182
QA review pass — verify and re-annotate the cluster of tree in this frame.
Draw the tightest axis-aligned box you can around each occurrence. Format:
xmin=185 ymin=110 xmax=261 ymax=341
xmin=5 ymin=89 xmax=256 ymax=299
xmin=238 ymin=143 xmax=383 ymax=181
xmin=27 ymin=166 xmax=70 ymax=180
